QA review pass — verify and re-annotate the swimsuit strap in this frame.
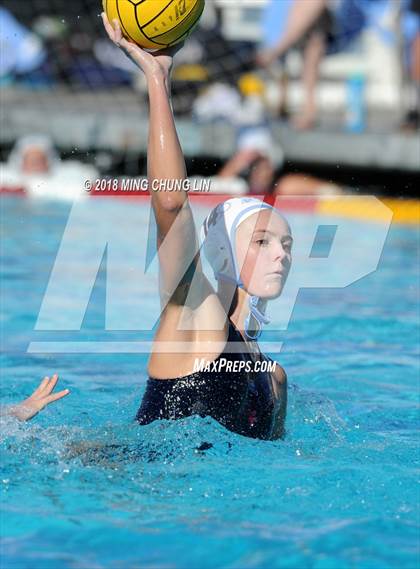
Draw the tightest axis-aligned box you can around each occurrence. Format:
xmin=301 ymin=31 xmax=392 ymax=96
xmin=227 ymin=317 xmax=263 ymax=363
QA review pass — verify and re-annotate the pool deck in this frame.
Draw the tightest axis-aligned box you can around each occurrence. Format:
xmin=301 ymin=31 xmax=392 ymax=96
xmin=1 ymin=87 xmax=419 ymax=173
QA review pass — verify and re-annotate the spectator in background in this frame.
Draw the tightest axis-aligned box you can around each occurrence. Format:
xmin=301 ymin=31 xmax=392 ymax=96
xmin=0 ymin=7 xmax=46 ymax=81
xmin=402 ymin=0 xmax=420 ymax=129
xmin=257 ymin=0 xmax=332 ymax=130
xmin=194 ymin=72 xmax=341 ymax=196
xmin=217 ymin=73 xmax=278 ymax=194
xmin=219 ymin=151 xmax=342 ymax=197
xmin=256 ymin=0 xmax=394 ymax=130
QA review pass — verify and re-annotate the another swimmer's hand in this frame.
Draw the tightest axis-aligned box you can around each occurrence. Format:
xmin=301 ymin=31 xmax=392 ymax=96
xmin=101 ymin=12 xmax=182 ymax=81
xmin=7 ymin=374 xmax=70 ymax=421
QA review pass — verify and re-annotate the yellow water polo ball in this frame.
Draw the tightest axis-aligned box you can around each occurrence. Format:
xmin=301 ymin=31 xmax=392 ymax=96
xmin=102 ymin=0 xmax=205 ymax=50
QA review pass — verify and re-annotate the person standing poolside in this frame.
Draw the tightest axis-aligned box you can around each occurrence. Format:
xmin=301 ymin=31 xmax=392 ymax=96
xmin=6 ymin=15 xmax=292 ymax=441
xmin=257 ymin=0 xmax=332 ymax=130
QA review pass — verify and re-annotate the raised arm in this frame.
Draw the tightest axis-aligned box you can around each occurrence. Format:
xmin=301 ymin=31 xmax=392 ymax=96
xmin=102 ymin=15 xmax=208 ymax=310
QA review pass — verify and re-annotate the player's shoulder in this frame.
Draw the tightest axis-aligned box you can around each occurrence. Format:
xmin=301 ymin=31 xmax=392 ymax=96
xmin=275 ymin=364 xmax=287 ymax=384
xmin=267 ymin=358 xmax=287 ymax=385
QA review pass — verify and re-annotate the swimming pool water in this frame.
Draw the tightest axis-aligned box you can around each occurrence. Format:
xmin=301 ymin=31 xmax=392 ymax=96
xmin=1 ymin=196 xmax=419 ymax=569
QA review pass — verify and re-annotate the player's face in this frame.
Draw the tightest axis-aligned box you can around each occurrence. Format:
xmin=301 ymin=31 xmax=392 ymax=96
xmin=21 ymin=147 xmax=49 ymax=174
xmin=235 ymin=210 xmax=292 ymax=299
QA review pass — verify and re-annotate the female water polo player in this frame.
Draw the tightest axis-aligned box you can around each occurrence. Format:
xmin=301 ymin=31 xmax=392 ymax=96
xmin=101 ymin=14 xmax=292 ymax=440
xmin=6 ymin=15 xmax=293 ymax=441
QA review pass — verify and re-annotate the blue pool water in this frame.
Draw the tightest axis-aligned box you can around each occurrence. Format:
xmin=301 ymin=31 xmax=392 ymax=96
xmin=1 ymin=195 xmax=419 ymax=569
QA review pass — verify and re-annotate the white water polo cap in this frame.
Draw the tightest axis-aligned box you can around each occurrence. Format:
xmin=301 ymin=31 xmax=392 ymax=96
xmin=200 ymin=197 xmax=283 ymax=340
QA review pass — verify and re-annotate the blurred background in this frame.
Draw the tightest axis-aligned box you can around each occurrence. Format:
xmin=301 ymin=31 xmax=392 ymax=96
xmin=0 ymin=0 xmax=419 ymax=199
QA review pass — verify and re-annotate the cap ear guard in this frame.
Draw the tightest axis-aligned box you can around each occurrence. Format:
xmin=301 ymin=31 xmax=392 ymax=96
xmin=200 ymin=202 xmax=237 ymax=285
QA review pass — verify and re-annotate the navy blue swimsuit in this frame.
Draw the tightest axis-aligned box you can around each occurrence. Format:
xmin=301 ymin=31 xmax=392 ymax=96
xmin=136 ymin=320 xmax=286 ymax=440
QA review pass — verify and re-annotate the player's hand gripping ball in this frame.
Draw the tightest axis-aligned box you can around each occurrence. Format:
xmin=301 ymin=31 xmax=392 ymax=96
xmin=102 ymin=0 xmax=205 ymax=50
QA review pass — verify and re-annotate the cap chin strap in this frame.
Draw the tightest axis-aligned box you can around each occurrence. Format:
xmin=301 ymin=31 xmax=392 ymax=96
xmin=216 ymin=274 xmax=270 ymax=340
xmin=244 ymin=295 xmax=271 ymax=340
